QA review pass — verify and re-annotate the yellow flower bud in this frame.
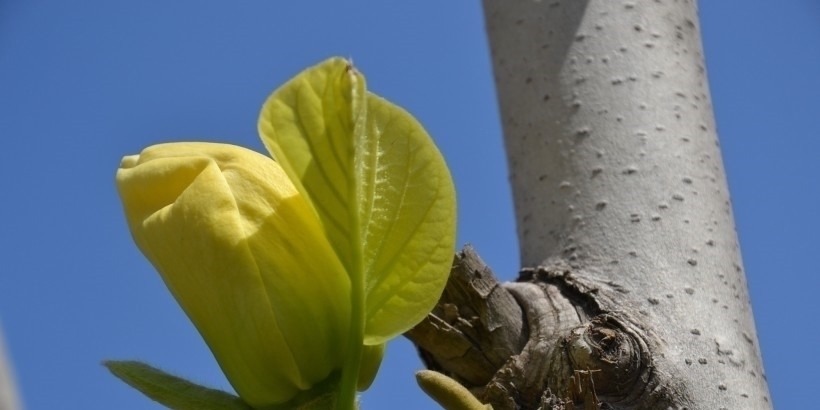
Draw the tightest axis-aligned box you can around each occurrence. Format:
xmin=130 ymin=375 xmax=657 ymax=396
xmin=116 ymin=142 xmax=350 ymax=407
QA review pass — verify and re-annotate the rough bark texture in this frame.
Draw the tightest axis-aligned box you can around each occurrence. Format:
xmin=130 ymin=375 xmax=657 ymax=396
xmin=407 ymin=1 xmax=770 ymax=409
xmin=0 ymin=327 xmax=20 ymax=410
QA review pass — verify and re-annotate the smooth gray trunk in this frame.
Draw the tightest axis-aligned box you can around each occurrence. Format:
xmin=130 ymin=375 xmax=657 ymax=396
xmin=408 ymin=1 xmax=770 ymax=409
xmin=0 ymin=326 xmax=20 ymax=410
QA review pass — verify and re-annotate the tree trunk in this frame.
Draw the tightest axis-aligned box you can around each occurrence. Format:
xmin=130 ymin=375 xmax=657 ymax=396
xmin=0 ymin=326 xmax=20 ymax=410
xmin=407 ymin=1 xmax=771 ymax=409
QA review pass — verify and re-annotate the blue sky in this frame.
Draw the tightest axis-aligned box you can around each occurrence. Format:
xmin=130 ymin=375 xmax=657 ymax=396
xmin=0 ymin=1 xmax=817 ymax=408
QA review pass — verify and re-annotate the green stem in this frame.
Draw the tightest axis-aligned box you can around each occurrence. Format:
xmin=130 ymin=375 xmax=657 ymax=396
xmin=336 ymin=63 xmax=367 ymax=410
xmin=337 ymin=263 xmax=364 ymax=409
xmin=338 ymin=61 xmax=367 ymax=410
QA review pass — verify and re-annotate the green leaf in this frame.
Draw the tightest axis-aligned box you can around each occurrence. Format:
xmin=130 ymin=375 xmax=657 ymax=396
xmin=357 ymin=94 xmax=456 ymax=344
xmin=356 ymin=343 xmax=385 ymax=391
xmin=258 ymin=57 xmax=456 ymax=345
xmin=258 ymin=57 xmax=363 ymax=275
xmin=104 ymin=360 xmax=252 ymax=410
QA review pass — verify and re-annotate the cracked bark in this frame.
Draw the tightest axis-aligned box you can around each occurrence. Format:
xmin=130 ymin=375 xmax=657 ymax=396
xmin=408 ymin=249 xmax=685 ymax=409
xmin=406 ymin=1 xmax=770 ymax=409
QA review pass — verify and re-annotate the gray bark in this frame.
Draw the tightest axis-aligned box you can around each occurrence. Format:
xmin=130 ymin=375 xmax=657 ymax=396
xmin=0 ymin=326 xmax=20 ymax=410
xmin=407 ymin=1 xmax=770 ymax=409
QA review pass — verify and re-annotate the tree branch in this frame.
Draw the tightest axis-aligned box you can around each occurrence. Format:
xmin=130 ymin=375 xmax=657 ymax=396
xmin=410 ymin=0 xmax=773 ymax=408
xmin=407 ymin=248 xmax=693 ymax=409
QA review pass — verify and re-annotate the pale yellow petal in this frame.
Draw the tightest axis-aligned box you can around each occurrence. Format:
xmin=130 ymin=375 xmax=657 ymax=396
xmin=116 ymin=142 xmax=350 ymax=406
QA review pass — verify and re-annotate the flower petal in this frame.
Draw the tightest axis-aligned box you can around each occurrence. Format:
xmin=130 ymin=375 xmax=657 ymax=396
xmin=117 ymin=142 xmax=350 ymax=406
